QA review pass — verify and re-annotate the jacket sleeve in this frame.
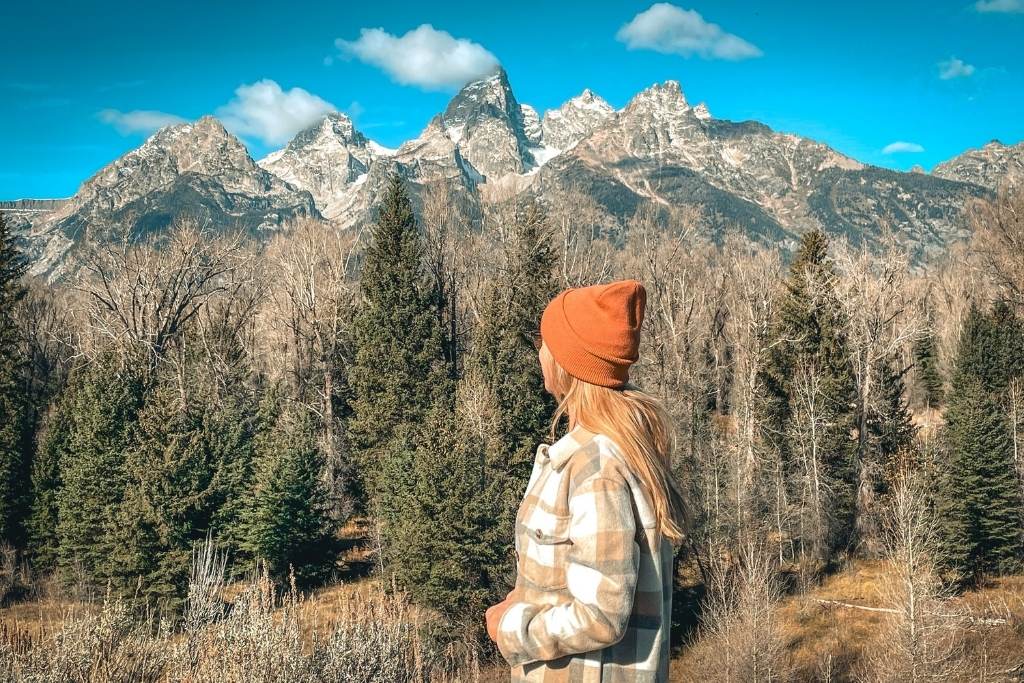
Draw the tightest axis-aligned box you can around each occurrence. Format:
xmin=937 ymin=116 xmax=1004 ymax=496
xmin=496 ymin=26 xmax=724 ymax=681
xmin=496 ymin=475 xmax=639 ymax=667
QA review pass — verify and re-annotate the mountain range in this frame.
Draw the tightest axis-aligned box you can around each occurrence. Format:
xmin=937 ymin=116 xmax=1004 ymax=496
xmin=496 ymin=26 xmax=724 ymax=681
xmin=6 ymin=68 xmax=1023 ymax=278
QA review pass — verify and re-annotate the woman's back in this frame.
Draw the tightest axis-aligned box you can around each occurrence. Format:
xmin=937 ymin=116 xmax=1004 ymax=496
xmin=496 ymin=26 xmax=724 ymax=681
xmin=497 ymin=427 xmax=672 ymax=682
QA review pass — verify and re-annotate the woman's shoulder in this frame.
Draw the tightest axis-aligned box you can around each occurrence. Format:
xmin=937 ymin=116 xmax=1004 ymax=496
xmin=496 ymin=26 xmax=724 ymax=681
xmin=563 ymin=431 xmax=632 ymax=488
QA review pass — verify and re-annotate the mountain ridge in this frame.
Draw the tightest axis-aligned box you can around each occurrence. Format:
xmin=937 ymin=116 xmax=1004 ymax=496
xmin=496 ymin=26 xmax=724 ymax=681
xmin=7 ymin=71 xmax=1023 ymax=277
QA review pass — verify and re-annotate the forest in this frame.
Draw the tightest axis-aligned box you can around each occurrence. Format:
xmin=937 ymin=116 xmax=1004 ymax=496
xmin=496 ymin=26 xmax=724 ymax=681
xmin=1 ymin=175 xmax=1023 ymax=682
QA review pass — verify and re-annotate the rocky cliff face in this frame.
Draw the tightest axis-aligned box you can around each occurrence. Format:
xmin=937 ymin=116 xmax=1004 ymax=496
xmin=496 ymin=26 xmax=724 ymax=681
xmin=437 ymin=68 xmax=537 ymax=179
xmin=533 ymin=80 xmax=990 ymax=258
xmin=540 ymin=89 xmax=615 ymax=152
xmin=258 ymin=112 xmax=385 ymax=221
xmin=23 ymin=116 xmax=318 ymax=278
xmin=16 ymin=73 xmax=1023 ymax=276
xmin=932 ymin=140 xmax=1024 ymax=191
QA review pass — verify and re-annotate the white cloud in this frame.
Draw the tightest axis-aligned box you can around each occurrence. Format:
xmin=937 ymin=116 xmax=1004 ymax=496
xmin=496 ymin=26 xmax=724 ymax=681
xmin=882 ymin=141 xmax=925 ymax=155
xmin=975 ymin=0 xmax=1024 ymax=13
xmin=336 ymin=24 xmax=500 ymax=90
xmin=97 ymin=109 xmax=186 ymax=135
xmin=938 ymin=57 xmax=976 ymax=80
xmin=616 ymin=3 xmax=762 ymax=60
xmin=215 ymin=80 xmax=336 ymax=145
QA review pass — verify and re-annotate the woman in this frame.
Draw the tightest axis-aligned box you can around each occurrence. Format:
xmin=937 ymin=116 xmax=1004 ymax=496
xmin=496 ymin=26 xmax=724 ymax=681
xmin=485 ymin=279 xmax=688 ymax=682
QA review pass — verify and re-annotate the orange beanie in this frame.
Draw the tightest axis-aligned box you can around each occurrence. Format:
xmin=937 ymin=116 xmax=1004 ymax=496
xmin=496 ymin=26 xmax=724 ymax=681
xmin=540 ymin=279 xmax=646 ymax=389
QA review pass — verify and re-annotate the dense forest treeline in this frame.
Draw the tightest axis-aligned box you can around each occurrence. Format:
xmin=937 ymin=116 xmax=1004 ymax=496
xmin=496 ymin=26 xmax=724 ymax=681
xmin=1 ymin=179 xmax=1023 ymax=677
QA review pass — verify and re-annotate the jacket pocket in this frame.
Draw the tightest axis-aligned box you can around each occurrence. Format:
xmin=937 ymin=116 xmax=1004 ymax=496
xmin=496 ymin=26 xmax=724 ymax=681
xmin=519 ymin=513 xmax=572 ymax=590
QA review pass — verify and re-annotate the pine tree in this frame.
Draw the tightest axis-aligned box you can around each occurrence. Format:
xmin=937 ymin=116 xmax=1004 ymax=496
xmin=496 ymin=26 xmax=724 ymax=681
xmin=868 ymin=358 xmax=918 ymax=479
xmin=0 ymin=213 xmax=30 ymax=547
xmin=109 ymin=376 xmax=218 ymax=611
xmin=243 ymin=405 xmax=337 ymax=586
xmin=27 ymin=400 xmax=72 ymax=570
xmin=472 ymin=201 xmax=558 ymax=478
xmin=347 ymin=174 xmax=453 ymax=515
xmin=913 ymin=329 xmax=944 ymax=409
xmin=939 ymin=305 xmax=1024 ymax=581
xmin=385 ymin=406 xmax=505 ymax=633
xmin=203 ymin=383 xmax=263 ymax=575
xmin=463 ymin=199 xmax=559 ymax=606
xmin=760 ymin=229 xmax=858 ymax=565
xmin=54 ymin=355 xmax=143 ymax=588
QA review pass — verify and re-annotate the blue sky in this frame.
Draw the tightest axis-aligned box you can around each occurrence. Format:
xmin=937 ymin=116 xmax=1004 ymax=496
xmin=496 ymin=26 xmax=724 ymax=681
xmin=2 ymin=0 xmax=1022 ymax=200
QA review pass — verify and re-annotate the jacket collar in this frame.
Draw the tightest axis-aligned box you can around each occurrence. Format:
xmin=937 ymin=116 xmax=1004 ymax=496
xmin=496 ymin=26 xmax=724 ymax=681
xmin=538 ymin=426 xmax=594 ymax=472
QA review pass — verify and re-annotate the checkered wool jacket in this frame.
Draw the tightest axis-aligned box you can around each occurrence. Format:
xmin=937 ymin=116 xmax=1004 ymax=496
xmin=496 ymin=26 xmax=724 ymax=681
xmin=496 ymin=427 xmax=674 ymax=682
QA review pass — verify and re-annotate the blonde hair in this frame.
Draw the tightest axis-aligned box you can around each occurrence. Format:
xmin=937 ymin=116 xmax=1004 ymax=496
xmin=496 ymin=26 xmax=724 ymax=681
xmin=544 ymin=348 xmax=690 ymax=545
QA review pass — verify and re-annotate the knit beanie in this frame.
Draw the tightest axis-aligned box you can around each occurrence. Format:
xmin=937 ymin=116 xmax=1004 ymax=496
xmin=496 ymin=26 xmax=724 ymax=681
xmin=539 ymin=279 xmax=646 ymax=389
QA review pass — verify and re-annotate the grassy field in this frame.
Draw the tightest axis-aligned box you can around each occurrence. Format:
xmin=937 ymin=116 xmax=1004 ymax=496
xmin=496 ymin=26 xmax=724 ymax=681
xmin=3 ymin=556 xmax=1023 ymax=682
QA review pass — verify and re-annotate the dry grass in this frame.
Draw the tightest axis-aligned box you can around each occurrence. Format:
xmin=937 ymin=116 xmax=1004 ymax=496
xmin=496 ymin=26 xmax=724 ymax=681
xmin=672 ymin=560 xmax=1024 ymax=682
xmin=0 ymin=542 xmax=483 ymax=683
xmin=4 ymin=552 xmax=1022 ymax=682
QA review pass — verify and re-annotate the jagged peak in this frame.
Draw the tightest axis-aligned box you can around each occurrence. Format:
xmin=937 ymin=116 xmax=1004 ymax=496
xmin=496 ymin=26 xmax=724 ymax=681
xmin=565 ymin=88 xmax=613 ymax=114
xmin=694 ymin=102 xmax=711 ymax=121
xmin=626 ymin=80 xmax=689 ymax=112
xmin=141 ymin=115 xmax=240 ymax=153
xmin=285 ymin=111 xmax=367 ymax=151
xmin=444 ymin=66 xmax=517 ymax=125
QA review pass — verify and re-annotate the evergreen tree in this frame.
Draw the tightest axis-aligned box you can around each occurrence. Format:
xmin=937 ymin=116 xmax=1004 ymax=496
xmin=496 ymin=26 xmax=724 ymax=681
xmin=27 ymin=400 xmax=71 ymax=570
xmin=463 ymin=200 xmax=559 ymax=606
xmin=0 ymin=213 xmax=30 ymax=547
xmin=110 ymin=377 xmax=218 ymax=611
xmin=386 ymin=406 xmax=505 ymax=634
xmin=472 ymin=200 xmax=559 ymax=481
xmin=955 ymin=302 xmax=1024 ymax=395
xmin=868 ymin=358 xmax=918 ymax=480
xmin=913 ymin=328 xmax=944 ymax=409
xmin=939 ymin=305 xmax=1024 ymax=581
xmin=54 ymin=355 xmax=143 ymax=588
xmin=760 ymin=229 xmax=858 ymax=564
xmin=243 ymin=405 xmax=337 ymax=586
xmin=347 ymin=174 xmax=453 ymax=515
xmin=203 ymin=383 xmax=264 ymax=575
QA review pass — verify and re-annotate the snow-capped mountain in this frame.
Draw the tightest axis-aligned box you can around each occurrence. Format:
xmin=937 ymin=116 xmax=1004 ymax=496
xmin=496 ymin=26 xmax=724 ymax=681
xmin=932 ymin=140 xmax=1024 ymax=191
xmin=258 ymin=112 xmax=392 ymax=221
xmin=533 ymin=80 xmax=986 ymax=258
xmin=22 ymin=116 xmax=318 ymax=277
xmin=436 ymin=67 xmax=537 ymax=178
xmin=540 ymin=89 xmax=615 ymax=152
xmin=9 ymin=70 xmax=1023 ymax=276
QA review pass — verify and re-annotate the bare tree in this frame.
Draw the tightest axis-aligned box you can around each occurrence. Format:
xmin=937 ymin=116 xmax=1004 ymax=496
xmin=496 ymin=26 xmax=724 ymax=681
xmin=263 ymin=218 xmax=360 ymax=519
xmin=970 ymin=187 xmax=1024 ymax=308
xmin=859 ymin=460 xmax=964 ymax=682
xmin=74 ymin=218 xmax=253 ymax=376
xmin=834 ymin=239 xmax=923 ymax=554
xmin=691 ymin=543 xmax=788 ymax=683
xmin=789 ymin=358 xmax=834 ymax=569
xmin=546 ymin=186 xmax=616 ymax=287
xmin=420 ymin=180 xmax=471 ymax=372
xmin=718 ymin=239 xmax=785 ymax=557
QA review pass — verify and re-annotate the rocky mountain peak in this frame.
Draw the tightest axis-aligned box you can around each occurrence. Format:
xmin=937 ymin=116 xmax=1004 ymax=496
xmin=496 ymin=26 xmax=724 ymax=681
xmin=285 ymin=112 xmax=367 ymax=152
xmin=441 ymin=67 xmax=516 ymax=134
xmin=520 ymin=104 xmax=543 ymax=146
xmin=933 ymin=138 xmax=1024 ymax=190
xmin=258 ymin=113 xmax=380 ymax=220
xmin=541 ymin=89 xmax=616 ymax=151
xmin=626 ymin=80 xmax=689 ymax=114
xmin=437 ymin=66 xmax=535 ymax=178
xmin=693 ymin=102 xmax=711 ymax=121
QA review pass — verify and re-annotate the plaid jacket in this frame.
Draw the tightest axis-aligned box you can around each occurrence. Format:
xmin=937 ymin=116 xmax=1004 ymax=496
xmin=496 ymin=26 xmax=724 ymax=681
xmin=496 ymin=427 xmax=673 ymax=682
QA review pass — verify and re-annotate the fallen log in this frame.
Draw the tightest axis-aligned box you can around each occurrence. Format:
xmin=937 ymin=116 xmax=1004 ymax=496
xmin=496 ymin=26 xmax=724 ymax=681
xmin=812 ymin=599 xmax=1009 ymax=625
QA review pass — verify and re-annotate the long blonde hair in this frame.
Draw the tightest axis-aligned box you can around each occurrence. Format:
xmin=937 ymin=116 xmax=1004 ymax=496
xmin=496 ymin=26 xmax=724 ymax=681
xmin=544 ymin=348 xmax=690 ymax=544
